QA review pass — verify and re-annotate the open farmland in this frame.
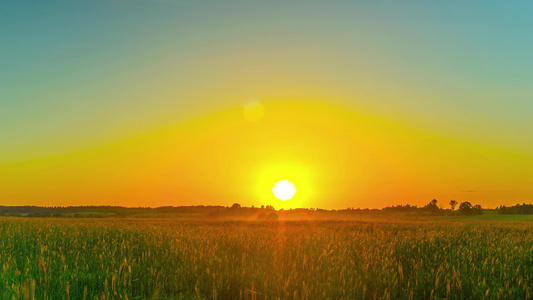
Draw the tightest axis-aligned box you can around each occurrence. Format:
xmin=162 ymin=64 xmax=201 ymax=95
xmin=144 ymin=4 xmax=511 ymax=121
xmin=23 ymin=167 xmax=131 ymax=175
xmin=1 ymin=218 xmax=533 ymax=299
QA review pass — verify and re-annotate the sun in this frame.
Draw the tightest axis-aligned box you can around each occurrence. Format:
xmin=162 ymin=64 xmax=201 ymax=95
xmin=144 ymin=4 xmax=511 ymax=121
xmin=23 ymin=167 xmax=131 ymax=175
xmin=272 ymin=180 xmax=297 ymax=201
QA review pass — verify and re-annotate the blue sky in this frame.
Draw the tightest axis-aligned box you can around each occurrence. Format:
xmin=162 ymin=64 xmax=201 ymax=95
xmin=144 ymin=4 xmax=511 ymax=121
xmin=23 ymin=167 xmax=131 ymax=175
xmin=2 ymin=1 xmax=533 ymax=160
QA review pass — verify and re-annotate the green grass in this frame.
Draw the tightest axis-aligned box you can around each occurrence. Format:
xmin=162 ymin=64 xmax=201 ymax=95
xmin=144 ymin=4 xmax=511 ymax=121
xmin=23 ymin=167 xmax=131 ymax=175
xmin=130 ymin=212 xmax=207 ymax=218
xmin=61 ymin=212 xmax=117 ymax=217
xmin=455 ymin=211 xmax=533 ymax=222
xmin=1 ymin=217 xmax=533 ymax=299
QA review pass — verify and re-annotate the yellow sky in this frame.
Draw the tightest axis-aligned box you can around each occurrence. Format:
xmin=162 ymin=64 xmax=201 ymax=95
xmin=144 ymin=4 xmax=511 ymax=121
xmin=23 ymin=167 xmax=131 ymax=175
xmin=2 ymin=101 xmax=531 ymax=209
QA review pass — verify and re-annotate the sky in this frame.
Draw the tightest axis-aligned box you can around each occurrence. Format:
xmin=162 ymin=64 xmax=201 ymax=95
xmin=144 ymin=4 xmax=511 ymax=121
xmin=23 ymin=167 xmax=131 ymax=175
xmin=1 ymin=1 xmax=532 ymax=209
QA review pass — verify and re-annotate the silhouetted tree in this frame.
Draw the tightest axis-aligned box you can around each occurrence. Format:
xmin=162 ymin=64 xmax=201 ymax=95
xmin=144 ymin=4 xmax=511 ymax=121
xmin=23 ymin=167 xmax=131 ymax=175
xmin=231 ymin=203 xmax=241 ymax=209
xmin=458 ymin=202 xmax=482 ymax=215
xmin=449 ymin=200 xmax=458 ymax=211
xmin=459 ymin=201 xmax=472 ymax=214
xmin=423 ymin=199 xmax=442 ymax=215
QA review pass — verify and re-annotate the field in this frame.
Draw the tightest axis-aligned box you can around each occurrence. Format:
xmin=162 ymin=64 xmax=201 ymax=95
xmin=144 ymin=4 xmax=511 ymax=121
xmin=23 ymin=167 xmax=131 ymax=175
xmin=1 ymin=217 xmax=533 ymax=299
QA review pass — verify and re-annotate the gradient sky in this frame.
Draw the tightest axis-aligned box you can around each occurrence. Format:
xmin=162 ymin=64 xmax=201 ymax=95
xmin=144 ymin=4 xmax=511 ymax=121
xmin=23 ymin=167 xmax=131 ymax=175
xmin=1 ymin=1 xmax=532 ymax=209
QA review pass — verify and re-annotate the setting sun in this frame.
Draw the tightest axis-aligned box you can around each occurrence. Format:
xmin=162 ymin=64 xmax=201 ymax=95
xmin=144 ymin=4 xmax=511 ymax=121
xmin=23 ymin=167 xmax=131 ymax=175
xmin=272 ymin=180 xmax=297 ymax=201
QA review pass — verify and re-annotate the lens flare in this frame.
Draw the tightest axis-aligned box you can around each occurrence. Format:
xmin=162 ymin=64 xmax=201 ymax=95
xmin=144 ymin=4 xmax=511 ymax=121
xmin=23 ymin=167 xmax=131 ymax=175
xmin=243 ymin=100 xmax=265 ymax=122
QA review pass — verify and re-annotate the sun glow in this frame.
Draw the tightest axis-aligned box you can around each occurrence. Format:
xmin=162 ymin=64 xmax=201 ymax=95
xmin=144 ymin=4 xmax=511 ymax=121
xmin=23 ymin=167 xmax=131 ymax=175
xmin=253 ymin=160 xmax=315 ymax=209
xmin=272 ymin=180 xmax=297 ymax=200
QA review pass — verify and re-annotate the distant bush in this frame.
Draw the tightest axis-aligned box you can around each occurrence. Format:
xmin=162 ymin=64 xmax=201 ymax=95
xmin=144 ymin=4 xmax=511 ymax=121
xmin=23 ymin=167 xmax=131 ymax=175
xmin=422 ymin=199 xmax=443 ymax=215
xmin=458 ymin=202 xmax=483 ymax=215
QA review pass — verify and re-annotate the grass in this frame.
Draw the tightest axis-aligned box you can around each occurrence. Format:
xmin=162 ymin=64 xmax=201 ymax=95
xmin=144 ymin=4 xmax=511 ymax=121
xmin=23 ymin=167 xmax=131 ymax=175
xmin=455 ymin=211 xmax=533 ymax=222
xmin=61 ymin=212 xmax=117 ymax=217
xmin=1 ymin=217 xmax=533 ymax=299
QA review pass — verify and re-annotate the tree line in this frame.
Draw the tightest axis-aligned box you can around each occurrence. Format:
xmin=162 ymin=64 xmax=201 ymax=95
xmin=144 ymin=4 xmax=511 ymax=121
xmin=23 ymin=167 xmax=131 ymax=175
xmin=0 ymin=199 xmax=511 ymax=218
xmin=497 ymin=204 xmax=533 ymax=214
xmin=381 ymin=199 xmax=483 ymax=215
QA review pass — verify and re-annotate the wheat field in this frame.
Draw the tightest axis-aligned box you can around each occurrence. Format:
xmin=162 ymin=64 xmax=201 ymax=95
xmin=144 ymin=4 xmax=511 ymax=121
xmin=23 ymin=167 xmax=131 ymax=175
xmin=1 ymin=217 xmax=532 ymax=299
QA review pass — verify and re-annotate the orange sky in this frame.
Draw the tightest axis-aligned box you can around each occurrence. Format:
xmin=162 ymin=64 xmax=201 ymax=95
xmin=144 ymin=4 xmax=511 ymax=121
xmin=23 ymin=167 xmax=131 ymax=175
xmin=2 ymin=101 xmax=531 ymax=209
